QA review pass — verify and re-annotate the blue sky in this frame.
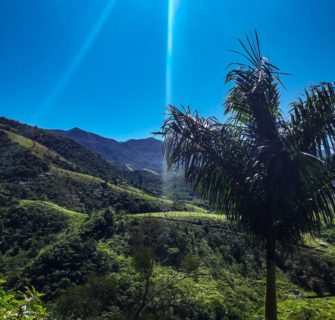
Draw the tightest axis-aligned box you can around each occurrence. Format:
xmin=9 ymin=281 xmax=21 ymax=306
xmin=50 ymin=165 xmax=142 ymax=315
xmin=0 ymin=0 xmax=334 ymax=140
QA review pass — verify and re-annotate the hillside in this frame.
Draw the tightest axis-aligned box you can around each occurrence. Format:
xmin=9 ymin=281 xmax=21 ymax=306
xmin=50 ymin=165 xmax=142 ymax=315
xmin=0 ymin=117 xmax=334 ymax=319
xmin=0 ymin=117 xmax=203 ymax=214
xmin=52 ymin=127 xmax=164 ymax=173
xmin=0 ymin=198 xmax=334 ymax=319
xmin=52 ymin=126 xmax=202 ymax=201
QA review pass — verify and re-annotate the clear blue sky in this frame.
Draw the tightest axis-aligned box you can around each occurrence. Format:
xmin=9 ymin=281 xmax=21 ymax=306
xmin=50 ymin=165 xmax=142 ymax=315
xmin=0 ymin=0 xmax=334 ymax=140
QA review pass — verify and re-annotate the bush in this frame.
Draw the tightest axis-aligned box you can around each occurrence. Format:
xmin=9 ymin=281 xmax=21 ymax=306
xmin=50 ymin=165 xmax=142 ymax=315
xmin=0 ymin=279 xmax=48 ymax=319
xmin=55 ymin=276 xmax=117 ymax=319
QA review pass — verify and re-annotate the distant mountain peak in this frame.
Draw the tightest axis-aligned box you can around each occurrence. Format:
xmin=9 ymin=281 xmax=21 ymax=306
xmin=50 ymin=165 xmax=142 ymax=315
xmin=68 ymin=127 xmax=83 ymax=132
xmin=52 ymin=128 xmax=163 ymax=173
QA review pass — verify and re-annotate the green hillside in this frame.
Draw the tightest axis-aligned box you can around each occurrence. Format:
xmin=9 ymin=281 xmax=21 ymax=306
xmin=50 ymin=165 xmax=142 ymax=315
xmin=0 ymin=117 xmax=334 ymax=319
xmin=0 ymin=118 xmax=203 ymax=214
xmin=1 ymin=199 xmax=334 ymax=319
xmin=0 ymin=116 xmax=119 ymax=182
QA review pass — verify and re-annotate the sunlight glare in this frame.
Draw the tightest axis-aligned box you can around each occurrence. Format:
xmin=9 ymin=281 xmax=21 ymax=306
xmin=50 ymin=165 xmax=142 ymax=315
xmin=165 ymin=0 xmax=179 ymax=106
xmin=37 ymin=0 xmax=118 ymax=120
xmin=163 ymin=0 xmax=179 ymax=201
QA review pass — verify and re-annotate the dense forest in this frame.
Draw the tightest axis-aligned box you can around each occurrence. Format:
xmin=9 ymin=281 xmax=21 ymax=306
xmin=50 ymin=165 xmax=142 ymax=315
xmin=0 ymin=115 xmax=334 ymax=319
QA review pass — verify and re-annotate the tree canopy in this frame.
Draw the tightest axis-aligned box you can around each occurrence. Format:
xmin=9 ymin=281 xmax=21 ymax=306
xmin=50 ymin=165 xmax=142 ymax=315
xmin=158 ymin=31 xmax=335 ymax=319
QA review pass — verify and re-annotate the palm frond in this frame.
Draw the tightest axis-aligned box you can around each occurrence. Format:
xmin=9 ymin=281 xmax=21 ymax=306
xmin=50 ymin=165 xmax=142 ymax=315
xmin=274 ymin=150 xmax=335 ymax=245
xmin=288 ymin=82 xmax=335 ymax=159
xmin=157 ymin=33 xmax=335 ymax=250
xmin=225 ymin=31 xmax=284 ymax=144
xmin=159 ymin=106 xmax=250 ymax=217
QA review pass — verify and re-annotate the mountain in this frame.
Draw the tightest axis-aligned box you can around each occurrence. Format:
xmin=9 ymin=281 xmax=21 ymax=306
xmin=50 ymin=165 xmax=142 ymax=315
xmin=52 ymin=127 xmax=204 ymax=203
xmin=0 ymin=116 xmax=334 ymax=319
xmin=52 ymin=128 xmax=164 ymax=174
xmin=0 ymin=116 xmax=201 ymax=214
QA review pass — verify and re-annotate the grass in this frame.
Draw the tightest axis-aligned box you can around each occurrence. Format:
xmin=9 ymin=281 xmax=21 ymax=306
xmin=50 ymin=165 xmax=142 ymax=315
xmin=129 ymin=211 xmax=225 ymax=222
xmin=52 ymin=166 xmax=206 ymax=212
xmin=3 ymin=128 xmax=206 ymax=213
xmin=19 ymin=199 xmax=86 ymax=221
xmin=302 ymin=225 xmax=335 ymax=258
xmin=106 ymin=180 xmax=205 ymax=212
xmin=277 ymin=296 xmax=335 ymax=320
xmin=51 ymin=166 xmax=105 ymax=184
xmin=2 ymin=129 xmax=70 ymax=165
xmin=105 ymin=186 xmax=206 ymax=212
xmin=17 ymin=199 xmax=87 ymax=259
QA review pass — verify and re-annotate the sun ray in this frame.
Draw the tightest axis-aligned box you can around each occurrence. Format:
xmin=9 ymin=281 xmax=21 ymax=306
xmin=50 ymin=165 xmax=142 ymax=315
xmin=163 ymin=0 xmax=179 ymax=201
xmin=36 ymin=0 xmax=118 ymax=120
xmin=165 ymin=0 xmax=179 ymax=106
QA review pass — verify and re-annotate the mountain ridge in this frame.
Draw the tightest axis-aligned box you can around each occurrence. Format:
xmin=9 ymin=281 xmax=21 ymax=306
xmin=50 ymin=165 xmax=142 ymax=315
xmin=0 ymin=116 xmax=201 ymax=213
xmin=52 ymin=127 xmax=164 ymax=173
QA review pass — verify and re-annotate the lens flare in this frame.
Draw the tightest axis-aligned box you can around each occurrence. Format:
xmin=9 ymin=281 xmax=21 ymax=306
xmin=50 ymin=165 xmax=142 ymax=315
xmin=37 ymin=0 xmax=117 ymax=120
xmin=163 ymin=0 xmax=179 ymax=201
xmin=165 ymin=0 xmax=179 ymax=106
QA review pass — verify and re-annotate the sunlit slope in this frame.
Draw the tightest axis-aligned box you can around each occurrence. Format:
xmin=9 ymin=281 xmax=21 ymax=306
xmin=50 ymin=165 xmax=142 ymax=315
xmin=131 ymin=211 xmax=224 ymax=222
xmin=19 ymin=199 xmax=86 ymax=221
xmin=0 ymin=199 xmax=86 ymax=278
xmin=0 ymin=116 xmax=119 ymax=182
xmin=0 ymin=122 xmax=205 ymax=213
xmin=278 ymin=296 xmax=335 ymax=320
xmin=1 ymin=128 xmax=71 ymax=166
xmin=16 ymin=200 xmax=87 ymax=238
xmin=131 ymin=211 xmax=335 ymax=258
xmin=53 ymin=166 xmax=206 ymax=213
xmin=17 ymin=200 xmax=87 ymax=256
xmin=99 ymin=213 xmax=335 ymax=320
xmin=0 ymin=117 xmax=207 ymax=214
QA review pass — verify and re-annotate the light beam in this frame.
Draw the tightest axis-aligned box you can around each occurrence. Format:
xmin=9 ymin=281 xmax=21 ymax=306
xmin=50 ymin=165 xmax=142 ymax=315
xmin=165 ymin=0 xmax=179 ymax=105
xmin=163 ymin=0 xmax=179 ymax=200
xmin=37 ymin=0 xmax=117 ymax=120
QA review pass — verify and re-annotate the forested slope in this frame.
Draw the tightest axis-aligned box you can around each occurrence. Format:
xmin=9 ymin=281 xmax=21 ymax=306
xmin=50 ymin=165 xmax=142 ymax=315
xmin=0 ymin=117 xmax=203 ymax=214
xmin=0 ymin=117 xmax=334 ymax=319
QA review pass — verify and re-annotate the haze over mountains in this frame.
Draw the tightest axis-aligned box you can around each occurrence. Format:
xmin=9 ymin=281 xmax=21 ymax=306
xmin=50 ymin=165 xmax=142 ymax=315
xmin=52 ymin=128 xmax=164 ymax=174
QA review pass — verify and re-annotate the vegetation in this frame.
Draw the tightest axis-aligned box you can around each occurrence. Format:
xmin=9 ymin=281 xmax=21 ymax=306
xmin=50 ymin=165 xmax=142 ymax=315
xmin=0 ymin=119 xmax=202 ymax=214
xmin=0 ymin=280 xmax=48 ymax=319
xmin=55 ymin=216 xmax=335 ymax=319
xmin=0 ymin=54 xmax=335 ymax=319
xmin=1 ymin=167 xmax=334 ymax=319
xmin=131 ymin=211 xmax=226 ymax=222
xmin=0 ymin=196 xmax=334 ymax=318
xmin=158 ymin=32 xmax=335 ymax=319
xmin=0 ymin=117 xmax=119 ymax=183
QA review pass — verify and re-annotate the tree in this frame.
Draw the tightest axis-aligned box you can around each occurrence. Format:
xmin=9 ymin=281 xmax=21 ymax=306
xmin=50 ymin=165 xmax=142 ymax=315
xmin=157 ymin=32 xmax=335 ymax=320
xmin=0 ymin=279 xmax=48 ymax=319
xmin=131 ymin=218 xmax=201 ymax=319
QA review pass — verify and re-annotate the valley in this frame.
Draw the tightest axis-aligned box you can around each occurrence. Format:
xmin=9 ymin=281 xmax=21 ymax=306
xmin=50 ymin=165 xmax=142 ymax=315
xmin=0 ymin=116 xmax=334 ymax=319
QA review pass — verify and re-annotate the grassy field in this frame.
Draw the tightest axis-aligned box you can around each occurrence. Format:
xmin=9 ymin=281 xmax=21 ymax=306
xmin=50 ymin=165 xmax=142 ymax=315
xmin=19 ymin=199 xmax=86 ymax=222
xmin=130 ymin=211 xmax=225 ymax=222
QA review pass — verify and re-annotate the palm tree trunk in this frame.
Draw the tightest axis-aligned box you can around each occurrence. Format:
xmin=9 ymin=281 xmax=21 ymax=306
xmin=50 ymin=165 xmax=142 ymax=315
xmin=265 ymin=232 xmax=277 ymax=320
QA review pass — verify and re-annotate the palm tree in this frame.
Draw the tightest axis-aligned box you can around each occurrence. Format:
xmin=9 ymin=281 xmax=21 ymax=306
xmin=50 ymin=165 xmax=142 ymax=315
xmin=158 ymin=32 xmax=335 ymax=319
